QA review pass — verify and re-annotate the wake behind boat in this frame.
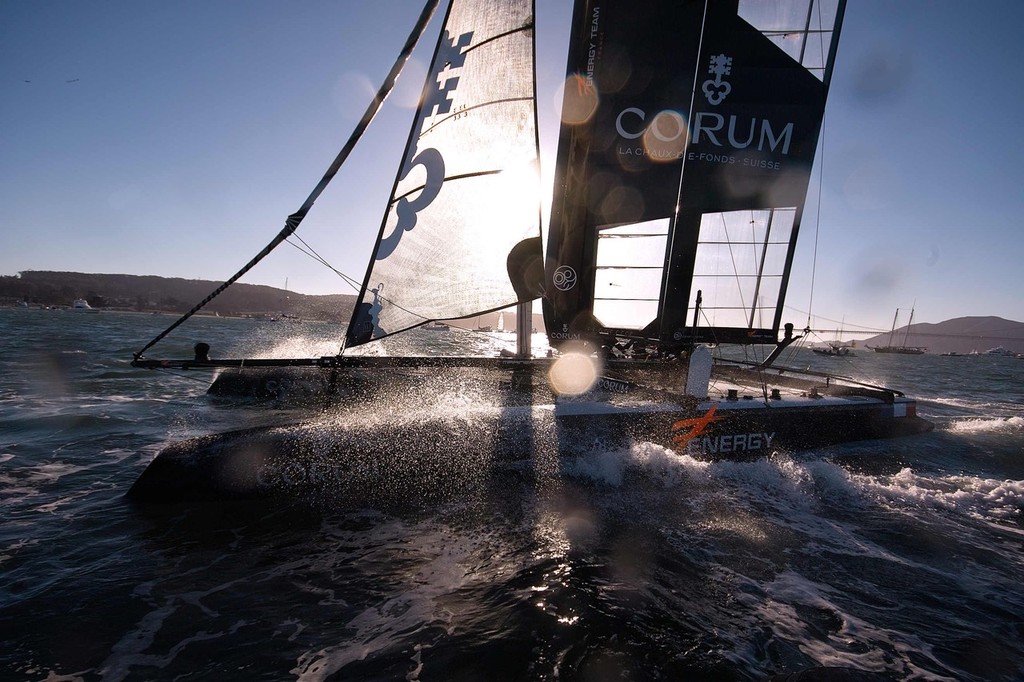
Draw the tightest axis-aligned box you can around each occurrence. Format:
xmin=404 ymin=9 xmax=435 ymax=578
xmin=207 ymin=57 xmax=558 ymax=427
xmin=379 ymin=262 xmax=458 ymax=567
xmin=129 ymin=0 xmax=931 ymax=504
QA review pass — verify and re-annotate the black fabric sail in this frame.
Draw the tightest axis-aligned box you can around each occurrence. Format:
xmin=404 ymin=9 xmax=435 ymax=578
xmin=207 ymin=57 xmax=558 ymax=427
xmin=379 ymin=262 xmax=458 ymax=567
xmin=544 ymin=0 xmax=845 ymax=350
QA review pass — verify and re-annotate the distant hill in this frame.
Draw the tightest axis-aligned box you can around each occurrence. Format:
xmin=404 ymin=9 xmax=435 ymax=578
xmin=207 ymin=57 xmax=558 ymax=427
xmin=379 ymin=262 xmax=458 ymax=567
xmin=0 ymin=270 xmax=356 ymax=321
xmin=861 ymin=316 xmax=1024 ymax=355
xmin=0 ymin=270 xmax=548 ymax=330
xmin=7 ymin=272 xmax=1016 ymax=350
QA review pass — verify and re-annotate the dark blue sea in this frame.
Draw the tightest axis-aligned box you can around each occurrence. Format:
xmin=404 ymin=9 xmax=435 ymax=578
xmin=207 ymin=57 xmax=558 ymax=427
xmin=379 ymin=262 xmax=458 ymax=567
xmin=2 ymin=308 xmax=1023 ymax=681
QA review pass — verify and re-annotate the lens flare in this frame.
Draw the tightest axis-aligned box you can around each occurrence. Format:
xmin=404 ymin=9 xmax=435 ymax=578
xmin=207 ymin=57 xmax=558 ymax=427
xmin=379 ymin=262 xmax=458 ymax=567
xmin=548 ymin=351 xmax=599 ymax=396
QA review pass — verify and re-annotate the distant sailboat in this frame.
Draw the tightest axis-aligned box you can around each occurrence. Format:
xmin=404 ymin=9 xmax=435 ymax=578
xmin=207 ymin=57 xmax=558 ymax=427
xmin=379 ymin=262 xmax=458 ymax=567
xmin=812 ymin=343 xmax=853 ymax=357
xmin=813 ymin=319 xmax=855 ymax=356
xmin=870 ymin=307 xmax=926 ymax=354
xmin=280 ymin=278 xmax=301 ymax=322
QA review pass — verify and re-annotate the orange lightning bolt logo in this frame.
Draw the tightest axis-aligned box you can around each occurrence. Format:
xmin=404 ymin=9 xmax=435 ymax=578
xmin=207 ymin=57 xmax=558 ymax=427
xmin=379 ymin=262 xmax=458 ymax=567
xmin=671 ymin=405 xmax=726 ymax=451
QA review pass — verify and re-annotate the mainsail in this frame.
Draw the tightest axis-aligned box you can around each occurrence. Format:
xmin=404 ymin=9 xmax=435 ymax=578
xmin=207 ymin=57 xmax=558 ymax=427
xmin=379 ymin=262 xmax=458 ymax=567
xmin=346 ymin=0 xmax=543 ymax=348
xmin=544 ymin=0 xmax=845 ymax=349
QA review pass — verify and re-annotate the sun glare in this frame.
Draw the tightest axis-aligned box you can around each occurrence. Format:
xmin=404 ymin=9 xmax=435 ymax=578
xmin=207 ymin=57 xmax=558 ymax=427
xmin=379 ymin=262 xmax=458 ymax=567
xmin=548 ymin=350 xmax=600 ymax=396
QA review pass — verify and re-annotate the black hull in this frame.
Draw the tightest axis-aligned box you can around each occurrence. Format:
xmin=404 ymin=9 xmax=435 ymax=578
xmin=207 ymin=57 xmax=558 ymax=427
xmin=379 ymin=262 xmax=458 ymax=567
xmin=869 ymin=346 xmax=926 ymax=355
xmin=128 ymin=360 xmax=932 ymax=505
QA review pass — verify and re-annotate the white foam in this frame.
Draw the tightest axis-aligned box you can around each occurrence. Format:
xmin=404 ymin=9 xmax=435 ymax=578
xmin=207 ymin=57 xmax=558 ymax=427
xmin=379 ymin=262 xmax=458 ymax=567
xmin=98 ymin=599 xmax=179 ymax=681
xmin=929 ymin=396 xmax=991 ymax=410
xmin=853 ymin=467 xmax=1024 ymax=521
xmin=947 ymin=415 xmax=1024 ymax=434
xmin=231 ymin=331 xmax=344 ymax=361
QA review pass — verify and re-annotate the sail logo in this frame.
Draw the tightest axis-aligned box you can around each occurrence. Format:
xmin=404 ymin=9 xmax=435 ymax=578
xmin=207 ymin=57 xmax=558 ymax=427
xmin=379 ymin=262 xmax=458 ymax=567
xmin=584 ymin=6 xmax=600 ymax=89
xmin=553 ymin=265 xmax=577 ymax=291
xmin=424 ymin=30 xmax=473 ymax=118
xmin=614 ymin=110 xmax=794 ymax=157
xmin=701 ymin=54 xmax=732 ymax=105
xmin=615 ymin=52 xmax=796 ymax=160
xmin=548 ymin=323 xmax=580 ymax=341
xmin=377 ymin=30 xmax=473 ymax=261
xmin=691 ymin=51 xmax=793 ymax=156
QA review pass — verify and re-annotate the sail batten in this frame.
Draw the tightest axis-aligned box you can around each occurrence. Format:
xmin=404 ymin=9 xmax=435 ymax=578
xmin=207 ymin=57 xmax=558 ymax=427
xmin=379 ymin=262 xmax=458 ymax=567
xmin=346 ymin=0 xmax=543 ymax=349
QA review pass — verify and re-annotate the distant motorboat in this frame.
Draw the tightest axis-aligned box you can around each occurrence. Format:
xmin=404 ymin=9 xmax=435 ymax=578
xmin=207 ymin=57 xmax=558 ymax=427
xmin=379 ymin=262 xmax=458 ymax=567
xmin=70 ymin=298 xmax=99 ymax=313
xmin=424 ymin=322 xmax=449 ymax=332
xmin=812 ymin=344 xmax=854 ymax=357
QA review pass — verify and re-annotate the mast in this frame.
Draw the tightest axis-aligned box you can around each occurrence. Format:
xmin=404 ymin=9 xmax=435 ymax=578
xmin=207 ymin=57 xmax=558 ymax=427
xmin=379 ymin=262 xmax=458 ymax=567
xmin=887 ymin=308 xmax=899 ymax=347
xmin=515 ymin=303 xmax=531 ymax=357
xmin=902 ymin=304 xmax=916 ymax=348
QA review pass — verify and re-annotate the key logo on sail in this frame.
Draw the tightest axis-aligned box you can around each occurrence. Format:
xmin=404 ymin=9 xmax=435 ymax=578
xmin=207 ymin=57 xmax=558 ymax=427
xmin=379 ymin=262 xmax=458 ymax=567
xmin=701 ymin=54 xmax=733 ymax=105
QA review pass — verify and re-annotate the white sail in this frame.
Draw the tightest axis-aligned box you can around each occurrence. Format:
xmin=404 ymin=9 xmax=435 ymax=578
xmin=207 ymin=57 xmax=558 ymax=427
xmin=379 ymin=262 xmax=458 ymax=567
xmin=347 ymin=0 xmax=542 ymax=347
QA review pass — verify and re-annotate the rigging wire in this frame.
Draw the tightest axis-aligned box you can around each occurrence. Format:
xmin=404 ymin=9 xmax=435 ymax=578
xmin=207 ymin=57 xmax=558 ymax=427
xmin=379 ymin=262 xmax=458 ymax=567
xmin=285 ymin=232 xmax=523 ymax=344
xmin=804 ymin=0 xmax=828 ymax=331
xmin=132 ymin=0 xmax=441 ymax=360
xmin=284 ymin=235 xmax=362 ymax=293
xmin=719 ymin=212 xmax=749 ymax=317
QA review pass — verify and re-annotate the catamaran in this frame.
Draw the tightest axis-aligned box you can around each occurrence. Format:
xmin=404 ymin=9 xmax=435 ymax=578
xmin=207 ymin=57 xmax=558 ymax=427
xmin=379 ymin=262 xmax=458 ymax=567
xmin=128 ymin=0 xmax=931 ymax=503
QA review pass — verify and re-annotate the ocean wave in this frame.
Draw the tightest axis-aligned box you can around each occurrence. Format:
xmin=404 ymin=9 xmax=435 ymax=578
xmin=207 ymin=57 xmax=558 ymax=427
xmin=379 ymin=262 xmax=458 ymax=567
xmin=557 ymin=443 xmax=1024 ymax=549
xmin=560 ymin=441 xmax=697 ymax=487
xmin=0 ymin=412 xmax=134 ymax=436
xmin=855 ymin=467 xmax=1024 ymax=522
xmin=946 ymin=415 xmax=1024 ymax=434
xmin=927 ymin=396 xmax=1024 ymax=414
xmin=735 ymin=569 xmax=960 ymax=680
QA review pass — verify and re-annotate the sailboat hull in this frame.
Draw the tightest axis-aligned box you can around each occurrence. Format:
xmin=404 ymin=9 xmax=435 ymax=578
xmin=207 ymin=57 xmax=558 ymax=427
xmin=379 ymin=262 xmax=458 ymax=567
xmin=128 ymin=359 xmax=932 ymax=504
xmin=869 ymin=346 xmax=926 ymax=355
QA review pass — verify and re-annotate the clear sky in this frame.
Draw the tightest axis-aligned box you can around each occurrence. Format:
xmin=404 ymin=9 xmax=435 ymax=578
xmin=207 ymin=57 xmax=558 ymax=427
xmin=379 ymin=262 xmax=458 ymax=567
xmin=2 ymin=1 xmax=1022 ymax=334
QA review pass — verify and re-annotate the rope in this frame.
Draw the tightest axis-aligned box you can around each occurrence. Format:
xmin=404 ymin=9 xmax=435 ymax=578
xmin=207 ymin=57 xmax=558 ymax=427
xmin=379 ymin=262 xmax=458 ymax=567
xmin=133 ymin=0 xmax=441 ymax=359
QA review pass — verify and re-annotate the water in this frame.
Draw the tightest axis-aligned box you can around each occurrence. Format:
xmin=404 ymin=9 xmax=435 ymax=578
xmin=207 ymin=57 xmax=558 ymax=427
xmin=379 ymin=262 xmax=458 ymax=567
xmin=2 ymin=309 xmax=1023 ymax=681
